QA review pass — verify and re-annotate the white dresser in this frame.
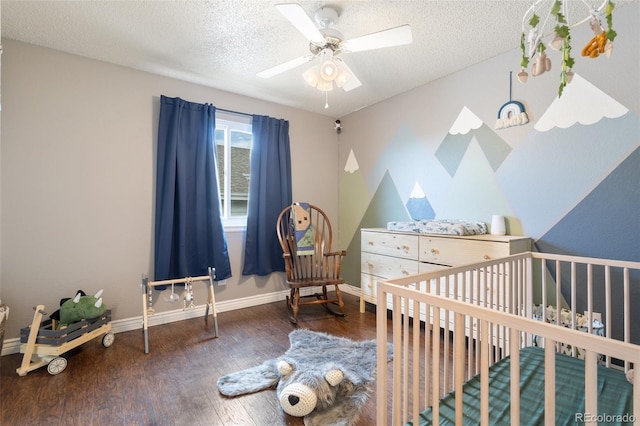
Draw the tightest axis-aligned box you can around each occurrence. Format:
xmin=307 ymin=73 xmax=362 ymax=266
xmin=359 ymin=228 xmax=531 ymax=313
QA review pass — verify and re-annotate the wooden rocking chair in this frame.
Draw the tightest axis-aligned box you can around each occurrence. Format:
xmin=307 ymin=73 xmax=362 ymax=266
xmin=276 ymin=203 xmax=346 ymax=324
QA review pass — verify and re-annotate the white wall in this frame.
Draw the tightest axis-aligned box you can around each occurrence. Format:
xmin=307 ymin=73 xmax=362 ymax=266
xmin=0 ymin=39 xmax=340 ymax=340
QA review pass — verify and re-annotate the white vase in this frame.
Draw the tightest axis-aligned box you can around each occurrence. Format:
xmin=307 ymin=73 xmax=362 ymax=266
xmin=491 ymin=215 xmax=506 ymax=235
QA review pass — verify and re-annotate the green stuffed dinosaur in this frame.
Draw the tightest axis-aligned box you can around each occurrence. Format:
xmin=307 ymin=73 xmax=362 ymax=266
xmin=58 ymin=290 xmax=107 ymax=327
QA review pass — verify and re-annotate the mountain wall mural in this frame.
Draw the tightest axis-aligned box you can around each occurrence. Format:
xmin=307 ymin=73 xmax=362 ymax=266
xmin=340 ymin=74 xmax=639 ymax=297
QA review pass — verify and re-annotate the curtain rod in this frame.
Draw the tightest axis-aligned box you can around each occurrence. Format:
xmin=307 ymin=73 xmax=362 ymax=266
xmin=217 ymin=107 xmax=251 ymax=118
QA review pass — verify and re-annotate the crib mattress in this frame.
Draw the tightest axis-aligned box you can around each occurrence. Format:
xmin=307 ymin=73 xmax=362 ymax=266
xmin=410 ymin=346 xmax=634 ymax=426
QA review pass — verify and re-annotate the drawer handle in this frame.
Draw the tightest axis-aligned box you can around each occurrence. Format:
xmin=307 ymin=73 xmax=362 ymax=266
xmin=368 ymin=241 xmax=374 ymax=245
xmin=402 ymin=245 xmax=410 ymax=251
xmin=367 ymin=261 xmax=374 ymax=267
xmin=368 ymin=283 xmax=373 ymax=289
xmin=484 ymin=255 xmax=491 ymax=260
xmin=402 ymin=270 xmax=409 ymax=275
xmin=431 ymin=248 xmax=439 ymax=255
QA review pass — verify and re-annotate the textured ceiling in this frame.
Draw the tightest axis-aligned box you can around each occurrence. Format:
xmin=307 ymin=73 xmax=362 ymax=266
xmin=2 ymin=0 xmax=636 ymax=117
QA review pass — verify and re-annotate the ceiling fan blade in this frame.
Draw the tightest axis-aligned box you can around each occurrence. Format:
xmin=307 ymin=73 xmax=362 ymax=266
xmin=275 ymin=3 xmax=325 ymax=45
xmin=341 ymin=24 xmax=413 ymax=53
xmin=257 ymin=55 xmax=314 ymax=78
xmin=336 ymin=59 xmax=362 ymax=92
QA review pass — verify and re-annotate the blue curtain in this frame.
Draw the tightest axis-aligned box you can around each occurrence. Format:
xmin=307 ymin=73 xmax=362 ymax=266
xmin=242 ymin=115 xmax=292 ymax=275
xmin=154 ymin=95 xmax=232 ymax=281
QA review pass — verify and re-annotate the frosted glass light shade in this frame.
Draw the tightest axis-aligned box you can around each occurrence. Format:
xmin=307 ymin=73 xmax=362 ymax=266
xmin=334 ymin=61 xmax=352 ymax=87
xmin=316 ymin=79 xmax=333 ymax=92
xmin=320 ymin=60 xmax=338 ymax=81
xmin=303 ymin=66 xmax=319 ymax=86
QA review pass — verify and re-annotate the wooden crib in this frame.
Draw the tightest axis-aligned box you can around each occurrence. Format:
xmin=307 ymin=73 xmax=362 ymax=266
xmin=375 ymin=252 xmax=639 ymax=425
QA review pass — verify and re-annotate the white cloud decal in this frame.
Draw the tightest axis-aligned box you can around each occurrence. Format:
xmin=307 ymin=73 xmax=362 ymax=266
xmin=449 ymin=106 xmax=483 ymax=135
xmin=535 ymin=73 xmax=628 ymax=132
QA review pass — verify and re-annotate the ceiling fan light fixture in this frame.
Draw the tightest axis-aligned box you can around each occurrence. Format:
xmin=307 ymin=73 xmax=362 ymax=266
xmin=303 ymin=65 xmax=320 ymax=87
xmin=316 ymin=79 xmax=334 ymax=92
xmin=334 ymin=60 xmax=352 ymax=88
xmin=320 ymin=60 xmax=338 ymax=81
xmin=318 ymin=48 xmax=338 ymax=81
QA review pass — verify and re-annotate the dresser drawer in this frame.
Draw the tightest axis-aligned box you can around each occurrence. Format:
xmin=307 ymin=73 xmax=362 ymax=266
xmin=361 ymin=273 xmax=377 ymax=301
xmin=361 ymin=252 xmax=419 ymax=279
xmin=362 ymin=231 xmax=419 ymax=260
xmin=419 ymin=236 xmax=510 ymax=266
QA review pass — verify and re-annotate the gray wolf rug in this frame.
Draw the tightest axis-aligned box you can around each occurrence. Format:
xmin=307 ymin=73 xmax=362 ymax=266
xmin=216 ymin=329 xmax=393 ymax=426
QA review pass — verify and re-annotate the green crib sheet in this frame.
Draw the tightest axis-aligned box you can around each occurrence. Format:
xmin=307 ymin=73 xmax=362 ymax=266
xmin=411 ymin=346 xmax=634 ymax=425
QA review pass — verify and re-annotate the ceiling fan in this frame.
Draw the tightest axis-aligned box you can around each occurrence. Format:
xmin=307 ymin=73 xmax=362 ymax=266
xmin=257 ymin=3 xmax=413 ymax=93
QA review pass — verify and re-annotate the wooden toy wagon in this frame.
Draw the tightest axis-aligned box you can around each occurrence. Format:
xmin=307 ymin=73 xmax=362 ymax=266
xmin=16 ymin=304 xmax=114 ymax=376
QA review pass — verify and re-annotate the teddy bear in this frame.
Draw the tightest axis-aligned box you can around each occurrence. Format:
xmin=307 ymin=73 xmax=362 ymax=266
xmin=217 ymin=329 xmax=393 ymax=426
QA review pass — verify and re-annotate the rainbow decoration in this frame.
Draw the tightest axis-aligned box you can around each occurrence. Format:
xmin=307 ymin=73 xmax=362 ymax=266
xmin=495 ymin=71 xmax=530 ymax=130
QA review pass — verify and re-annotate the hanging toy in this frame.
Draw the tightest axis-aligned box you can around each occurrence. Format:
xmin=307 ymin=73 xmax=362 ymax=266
xmin=164 ymin=282 xmax=180 ymax=303
xmin=582 ymin=1 xmax=616 ymax=59
xmin=495 ymin=71 xmax=530 ymax=130
xmin=582 ymin=15 xmax=608 ymax=58
xmin=147 ymin=283 xmax=155 ymax=315
xmin=531 ymin=50 xmax=552 ymax=76
xmin=183 ymin=278 xmax=195 ymax=310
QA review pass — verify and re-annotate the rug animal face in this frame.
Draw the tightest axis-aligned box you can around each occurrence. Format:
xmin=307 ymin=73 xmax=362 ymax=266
xmin=276 ymin=359 xmax=344 ymax=417
xmin=217 ymin=329 xmax=393 ymax=426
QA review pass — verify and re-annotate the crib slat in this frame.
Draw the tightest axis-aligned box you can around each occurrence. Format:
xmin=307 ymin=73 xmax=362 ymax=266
xmin=423 ymin=300 xmax=431 ymax=418
xmin=571 ymin=262 xmax=577 ymax=357
xmin=454 ymin=312 xmax=465 ymax=425
xmin=392 ymin=294 xmax=402 ymax=426
xmin=402 ymin=295 xmax=410 ymax=421
xmin=432 ymin=305 xmax=441 ymax=424
xmin=624 ymin=267 xmax=630 ymax=370
xmin=480 ymin=320 xmax=489 ymax=426
xmin=584 ymin=350 xmax=598 ymax=425
xmin=555 ymin=260 xmax=562 ymax=352
xmin=375 ymin=285 xmax=389 ymax=425
xmin=587 ymin=264 xmax=593 ymax=335
xmin=544 ymin=341 xmax=556 ymax=425
xmin=411 ymin=298 xmax=420 ymax=425
xmin=510 ymin=327 xmax=520 ymax=426
xmin=443 ymin=275 xmax=451 ymax=392
xmin=605 ymin=265 xmax=611 ymax=367
xmin=635 ymin=380 xmax=640 ymax=426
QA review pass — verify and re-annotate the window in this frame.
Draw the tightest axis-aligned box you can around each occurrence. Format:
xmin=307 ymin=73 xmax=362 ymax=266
xmin=215 ymin=113 xmax=252 ymax=224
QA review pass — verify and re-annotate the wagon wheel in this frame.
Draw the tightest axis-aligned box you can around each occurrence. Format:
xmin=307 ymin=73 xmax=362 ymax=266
xmin=47 ymin=357 xmax=67 ymax=375
xmin=102 ymin=332 xmax=115 ymax=348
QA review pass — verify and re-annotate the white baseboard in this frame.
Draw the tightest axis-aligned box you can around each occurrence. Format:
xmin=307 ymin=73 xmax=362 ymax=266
xmin=1 ymin=284 xmax=361 ymax=356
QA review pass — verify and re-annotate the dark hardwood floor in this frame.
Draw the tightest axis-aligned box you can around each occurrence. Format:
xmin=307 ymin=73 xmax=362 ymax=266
xmin=1 ymin=293 xmax=390 ymax=425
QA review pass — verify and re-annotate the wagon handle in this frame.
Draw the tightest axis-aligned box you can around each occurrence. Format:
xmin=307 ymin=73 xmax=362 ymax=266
xmin=17 ymin=305 xmax=47 ymax=376
xmin=32 ymin=306 xmax=48 ymax=316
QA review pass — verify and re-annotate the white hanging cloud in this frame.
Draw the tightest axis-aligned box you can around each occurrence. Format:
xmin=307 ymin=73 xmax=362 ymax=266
xmin=535 ymin=73 xmax=628 ymax=132
xmin=344 ymin=148 xmax=359 ymax=173
xmin=449 ymin=106 xmax=484 ymax=135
